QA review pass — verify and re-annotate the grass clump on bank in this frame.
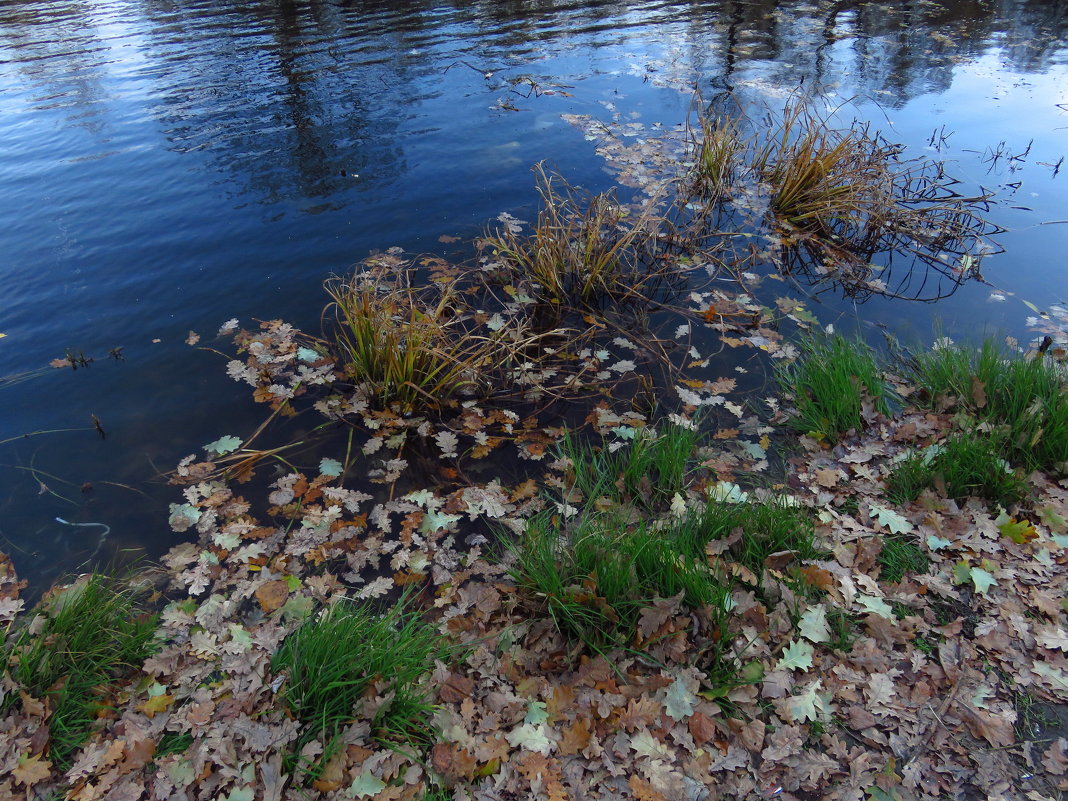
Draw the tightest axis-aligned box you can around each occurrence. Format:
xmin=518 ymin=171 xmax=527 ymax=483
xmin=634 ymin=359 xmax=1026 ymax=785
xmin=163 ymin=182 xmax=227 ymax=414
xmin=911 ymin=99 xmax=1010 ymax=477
xmin=509 ymin=510 xmax=732 ymax=653
xmin=775 ymin=333 xmax=891 ymax=442
xmin=559 ymin=421 xmax=701 ymax=511
xmin=682 ymin=497 xmax=820 ymax=576
xmin=886 ymin=432 xmax=1029 ymax=507
xmin=877 ymin=535 xmax=929 ymax=583
xmin=1 ymin=573 xmax=158 ymax=770
xmin=271 ymin=595 xmax=449 ymax=780
xmin=905 ymin=338 xmax=1068 ymax=474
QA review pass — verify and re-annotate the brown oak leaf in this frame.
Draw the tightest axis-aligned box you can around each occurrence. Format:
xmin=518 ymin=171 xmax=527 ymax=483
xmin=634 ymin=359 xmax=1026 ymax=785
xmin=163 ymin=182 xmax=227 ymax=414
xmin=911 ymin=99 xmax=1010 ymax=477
xmin=13 ymin=753 xmax=52 ymax=787
xmin=255 ymin=580 xmax=290 ymax=613
xmin=629 ymin=775 xmax=668 ymax=801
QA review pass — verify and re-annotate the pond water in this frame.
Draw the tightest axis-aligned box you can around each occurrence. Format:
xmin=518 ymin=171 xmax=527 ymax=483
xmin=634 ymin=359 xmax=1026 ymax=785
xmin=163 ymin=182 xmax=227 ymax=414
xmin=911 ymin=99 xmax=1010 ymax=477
xmin=1 ymin=0 xmax=1066 ymax=590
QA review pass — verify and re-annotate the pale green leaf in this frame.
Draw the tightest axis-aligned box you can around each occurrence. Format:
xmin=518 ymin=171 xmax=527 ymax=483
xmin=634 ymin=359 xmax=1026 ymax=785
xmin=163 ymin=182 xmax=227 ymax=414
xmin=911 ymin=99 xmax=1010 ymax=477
xmin=926 ymin=533 xmax=952 ymax=551
xmin=420 ymin=510 xmax=461 ymax=533
xmin=212 ymin=531 xmax=240 ymax=550
xmin=869 ymin=505 xmax=912 ymax=535
xmin=785 ymin=681 xmax=823 ymax=723
xmin=1032 ymin=662 xmax=1068 ymax=695
xmin=227 ymin=624 xmax=253 ymax=653
xmin=297 ymin=347 xmax=320 ymax=363
xmin=220 ymin=788 xmax=255 ymax=801
xmin=798 ymin=605 xmax=830 ymax=643
xmin=319 ymin=457 xmax=343 ymax=477
xmin=970 ymin=567 xmax=997 ymax=596
xmin=708 ymin=482 xmax=749 ymax=503
xmin=505 ymin=723 xmax=552 ymax=754
xmin=345 ymin=773 xmax=386 ymax=798
xmin=856 ymin=595 xmax=894 ymax=619
xmin=204 ymin=435 xmax=242 ymax=456
xmin=524 ymin=700 xmax=549 ymax=725
xmin=1036 ymin=505 xmax=1067 ymax=534
xmin=777 ymin=639 xmax=814 ymax=672
xmin=663 ymin=677 xmax=698 ymax=721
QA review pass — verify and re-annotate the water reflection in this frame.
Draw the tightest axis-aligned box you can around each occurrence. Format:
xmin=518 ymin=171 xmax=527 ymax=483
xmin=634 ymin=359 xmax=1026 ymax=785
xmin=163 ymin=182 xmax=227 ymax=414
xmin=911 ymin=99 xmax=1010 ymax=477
xmin=0 ymin=0 xmax=1065 ymax=588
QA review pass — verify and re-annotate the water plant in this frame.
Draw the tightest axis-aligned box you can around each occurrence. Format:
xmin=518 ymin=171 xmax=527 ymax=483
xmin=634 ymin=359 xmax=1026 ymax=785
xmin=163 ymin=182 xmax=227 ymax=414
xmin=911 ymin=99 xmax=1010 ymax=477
xmin=270 ymin=594 xmax=450 ymax=780
xmin=775 ymin=333 xmax=891 ymax=442
xmin=690 ymin=97 xmax=999 ymax=301
xmin=324 ymin=269 xmax=512 ymax=414
xmin=1 ymin=573 xmax=159 ymax=770
xmin=481 ymin=163 xmax=666 ymax=308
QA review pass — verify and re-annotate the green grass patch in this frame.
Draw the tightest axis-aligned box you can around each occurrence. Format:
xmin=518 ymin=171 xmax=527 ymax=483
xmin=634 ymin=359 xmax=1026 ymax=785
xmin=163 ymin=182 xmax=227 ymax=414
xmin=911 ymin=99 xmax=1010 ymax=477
xmin=271 ymin=595 xmax=450 ymax=780
xmin=886 ymin=431 xmax=1028 ymax=506
xmin=775 ymin=333 xmax=891 ymax=442
xmin=680 ymin=497 xmax=820 ymax=577
xmin=878 ymin=536 xmax=929 ymax=583
xmin=155 ymin=731 xmax=194 ymax=760
xmin=1 ymin=573 xmax=159 ymax=770
xmin=559 ymin=422 xmax=700 ymax=511
xmin=905 ymin=338 xmax=1068 ymax=474
xmin=509 ymin=509 xmax=732 ymax=654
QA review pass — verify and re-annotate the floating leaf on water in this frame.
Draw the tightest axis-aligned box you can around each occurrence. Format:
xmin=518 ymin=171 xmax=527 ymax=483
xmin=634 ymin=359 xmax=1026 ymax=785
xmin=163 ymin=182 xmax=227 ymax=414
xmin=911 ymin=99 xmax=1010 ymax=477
xmin=297 ymin=347 xmax=320 ymax=363
xmin=319 ymin=457 xmax=343 ymax=477
xmin=204 ymin=435 xmax=242 ymax=456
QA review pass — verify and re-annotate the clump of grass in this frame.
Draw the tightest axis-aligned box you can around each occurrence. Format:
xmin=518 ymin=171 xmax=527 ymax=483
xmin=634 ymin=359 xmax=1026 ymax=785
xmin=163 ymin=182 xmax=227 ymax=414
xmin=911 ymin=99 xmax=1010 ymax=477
xmin=688 ymin=97 xmax=998 ymax=301
xmin=906 ymin=338 xmax=1068 ymax=474
xmin=877 ymin=536 xmax=929 ymax=583
xmin=271 ymin=595 xmax=450 ymax=780
xmin=559 ymin=421 xmax=701 ymax=511
xmin=680 ymin=497 xmax=820 ymax=576
xmin=775 ymin=333 xmax=891 ymax=442
xmin=155 ymin=731 xmax=194 ymax=760
xmin=752 ymin=103 xmax=899 ymax=240
xmin=509 ymin=510 xmax=731 ymax=653
xmin=693 ymin=111 xmax=745 ymax=198
xmin=887 ymin=432 xmax=1029 ymax=506
xmin=1 ymin=573 xmax=159 ymax=770
xmin=481 ymin=163 xmax=664 ymax=308
xmin=325 ymin=270 xmax=510 ymax=414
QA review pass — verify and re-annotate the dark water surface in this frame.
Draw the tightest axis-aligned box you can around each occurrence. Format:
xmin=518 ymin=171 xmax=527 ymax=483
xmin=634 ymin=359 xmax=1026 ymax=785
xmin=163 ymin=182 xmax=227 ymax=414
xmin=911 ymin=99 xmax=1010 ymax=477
xmin=1 ymin=0 xmax=1066 ymax=588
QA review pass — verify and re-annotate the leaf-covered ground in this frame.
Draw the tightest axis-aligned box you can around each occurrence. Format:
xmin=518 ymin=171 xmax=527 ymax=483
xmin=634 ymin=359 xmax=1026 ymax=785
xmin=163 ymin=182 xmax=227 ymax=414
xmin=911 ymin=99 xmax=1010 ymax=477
xmin=2 ymin=385 xmax=1067 ymax=800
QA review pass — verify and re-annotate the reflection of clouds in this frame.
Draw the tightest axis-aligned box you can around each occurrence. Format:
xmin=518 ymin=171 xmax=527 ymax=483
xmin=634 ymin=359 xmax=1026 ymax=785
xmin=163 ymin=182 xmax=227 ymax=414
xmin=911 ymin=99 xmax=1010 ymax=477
xmin=0 ymin=2 xmax=114 ymax=135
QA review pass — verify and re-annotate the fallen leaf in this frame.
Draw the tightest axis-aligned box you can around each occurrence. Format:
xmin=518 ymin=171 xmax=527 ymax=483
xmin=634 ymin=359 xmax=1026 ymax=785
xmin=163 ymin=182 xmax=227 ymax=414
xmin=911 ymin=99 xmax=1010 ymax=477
xmin=798 ymin=604 xmax=830 ymax=643
xmin=255 ymin=580 xmax=290 ymax=613
xmin=777 ymin=639 xmax=814 ymax=672
xmin=13 ymin=753 xmax=52 ymax=787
